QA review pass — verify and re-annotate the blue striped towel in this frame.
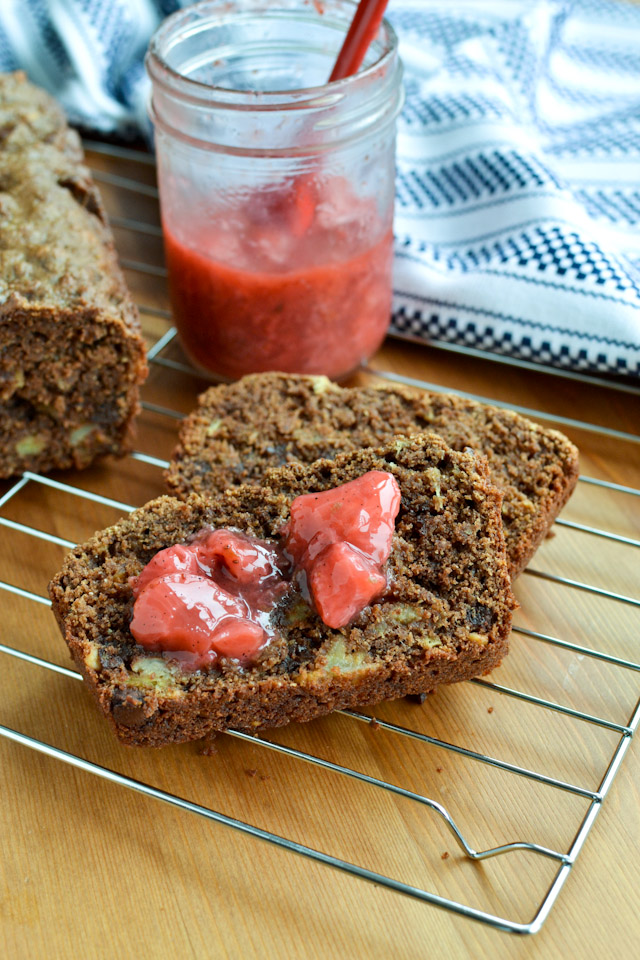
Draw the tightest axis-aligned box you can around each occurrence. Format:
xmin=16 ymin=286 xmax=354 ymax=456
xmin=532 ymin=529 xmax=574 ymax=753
xmin=1 ymin=0 xmax=639 ymax=378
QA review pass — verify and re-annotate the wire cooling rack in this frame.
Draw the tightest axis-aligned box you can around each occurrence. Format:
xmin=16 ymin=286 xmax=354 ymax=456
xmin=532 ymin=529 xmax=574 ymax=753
xmin=1 ymin=140 xmax=639 ymax=937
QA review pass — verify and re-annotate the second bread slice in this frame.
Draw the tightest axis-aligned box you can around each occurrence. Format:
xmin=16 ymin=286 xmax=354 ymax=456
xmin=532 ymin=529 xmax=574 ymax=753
xmin=166 ymin=373 xmax=579 ymax=579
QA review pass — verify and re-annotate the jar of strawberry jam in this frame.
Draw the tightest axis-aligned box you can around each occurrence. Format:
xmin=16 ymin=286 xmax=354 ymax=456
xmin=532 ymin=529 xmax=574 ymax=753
xmin=146 ymin=0 xmax=403 ymax=381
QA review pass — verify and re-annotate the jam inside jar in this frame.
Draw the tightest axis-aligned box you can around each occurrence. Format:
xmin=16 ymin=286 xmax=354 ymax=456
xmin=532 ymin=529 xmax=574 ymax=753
xmin=146 ymin=0 xmax=404 ymax=381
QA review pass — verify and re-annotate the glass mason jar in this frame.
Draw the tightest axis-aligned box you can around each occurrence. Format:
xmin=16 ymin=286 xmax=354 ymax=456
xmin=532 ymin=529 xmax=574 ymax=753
xmin=146 ymin=0 xmax=403 ymax=382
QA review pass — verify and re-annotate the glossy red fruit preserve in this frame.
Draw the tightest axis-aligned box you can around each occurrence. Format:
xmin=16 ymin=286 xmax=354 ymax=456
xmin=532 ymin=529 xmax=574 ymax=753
xmin=282 ymin=470 xmax=401 ymax=628
xmin=130 ymin=572 xmax=266 ymax=667
xmin=308 ymin=541 xmax=387 ymax=629
xmin=164 ymin=224 xmax=393 ymax=382
xmin=129 ymin=529 xmax=288 ymax=668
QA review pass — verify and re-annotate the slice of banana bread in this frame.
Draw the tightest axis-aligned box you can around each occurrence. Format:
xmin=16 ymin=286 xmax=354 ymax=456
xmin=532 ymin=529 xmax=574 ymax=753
xmin=49 ymin=434 xmax=516 ymax=747
xmin=166 ymin=374 xmax=579 ymax=579
xmin=0 ymin=72 xmax=147 ymax=477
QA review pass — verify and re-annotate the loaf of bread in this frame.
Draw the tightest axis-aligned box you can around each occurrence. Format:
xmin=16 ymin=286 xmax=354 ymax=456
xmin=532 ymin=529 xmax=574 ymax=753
xmin=166 ymin=374 xmax=579 ymax=579
xmin=0 ymin=72 xmax=147 ymax=478
xmin=49 ymin=435 xmax=516 ymax=747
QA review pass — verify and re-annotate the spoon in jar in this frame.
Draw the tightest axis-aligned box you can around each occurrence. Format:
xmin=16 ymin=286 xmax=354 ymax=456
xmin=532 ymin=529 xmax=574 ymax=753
xmin=330 ymin=0 xmax=391 ymax=82
xmin=285 ymin=0 xmax=392 ymax=237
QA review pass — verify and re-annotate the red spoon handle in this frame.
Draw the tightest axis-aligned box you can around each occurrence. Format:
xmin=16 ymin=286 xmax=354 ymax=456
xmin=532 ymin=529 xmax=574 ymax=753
xmin=329 ymin=0 xmax=390 ymax=82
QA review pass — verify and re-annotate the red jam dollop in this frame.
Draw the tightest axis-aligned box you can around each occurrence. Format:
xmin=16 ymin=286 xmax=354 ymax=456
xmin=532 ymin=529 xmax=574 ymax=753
xmin=129 ymin=529 xmax=289 ymax=669
xmin=129 ymin=471 xmax=401 ymax=667
xmin=163 ymin=178 xmax=393 ymax=381
xmin=282 ymin=470 xmax=401 ymax=629
xmin=130 ymin=573 xmax=265 ymax=667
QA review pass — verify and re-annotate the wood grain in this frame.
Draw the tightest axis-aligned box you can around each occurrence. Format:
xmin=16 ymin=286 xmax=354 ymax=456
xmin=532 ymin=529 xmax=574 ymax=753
xmin=0 ymin=146 xmax=639 ymax=960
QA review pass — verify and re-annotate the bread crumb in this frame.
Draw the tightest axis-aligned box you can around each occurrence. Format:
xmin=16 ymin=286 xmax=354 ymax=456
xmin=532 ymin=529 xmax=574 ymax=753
xmin=369 ymin=717 xmax=380 ymax=730
xmin=245 ymin=768 xmax=258 ymax=778
xmin=441 ymin=852 xmax=450 ymax=860
xmin=259 ymin=774 xmax=271 ymax=782
xmin=487 ymin=706 xmax=494 ymax=714
xmin=436 ymin=767 xmax=443 ymax=773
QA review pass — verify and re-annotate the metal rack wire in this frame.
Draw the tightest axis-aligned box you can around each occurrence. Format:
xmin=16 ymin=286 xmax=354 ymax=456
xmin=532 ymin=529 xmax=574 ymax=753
xmin=0 ymin=141 xmax=638 ymax=937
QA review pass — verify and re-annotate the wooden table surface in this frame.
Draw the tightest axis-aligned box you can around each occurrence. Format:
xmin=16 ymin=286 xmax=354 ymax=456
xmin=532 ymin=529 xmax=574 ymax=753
xmin=1 ymin=145 xmax=639 ymax=960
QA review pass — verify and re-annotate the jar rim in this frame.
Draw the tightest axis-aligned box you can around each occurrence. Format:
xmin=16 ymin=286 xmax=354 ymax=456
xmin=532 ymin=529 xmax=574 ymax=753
xmin=146 ymin=0 xmax=399 ymax=112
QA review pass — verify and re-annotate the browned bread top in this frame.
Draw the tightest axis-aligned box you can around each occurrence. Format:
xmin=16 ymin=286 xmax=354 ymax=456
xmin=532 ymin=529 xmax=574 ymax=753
xmin=0 ymin=71 xmax=141 ymax=333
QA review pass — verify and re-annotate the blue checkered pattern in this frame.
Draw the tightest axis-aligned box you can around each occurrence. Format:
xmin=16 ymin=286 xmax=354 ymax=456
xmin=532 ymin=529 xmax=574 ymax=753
xmin=1 ymin=0 xmax=639 ymax=377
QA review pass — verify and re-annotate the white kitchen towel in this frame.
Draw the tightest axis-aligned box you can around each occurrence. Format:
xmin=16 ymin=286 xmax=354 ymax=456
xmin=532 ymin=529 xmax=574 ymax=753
xmin=1 ymin=0 xmax=639 ymax=377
